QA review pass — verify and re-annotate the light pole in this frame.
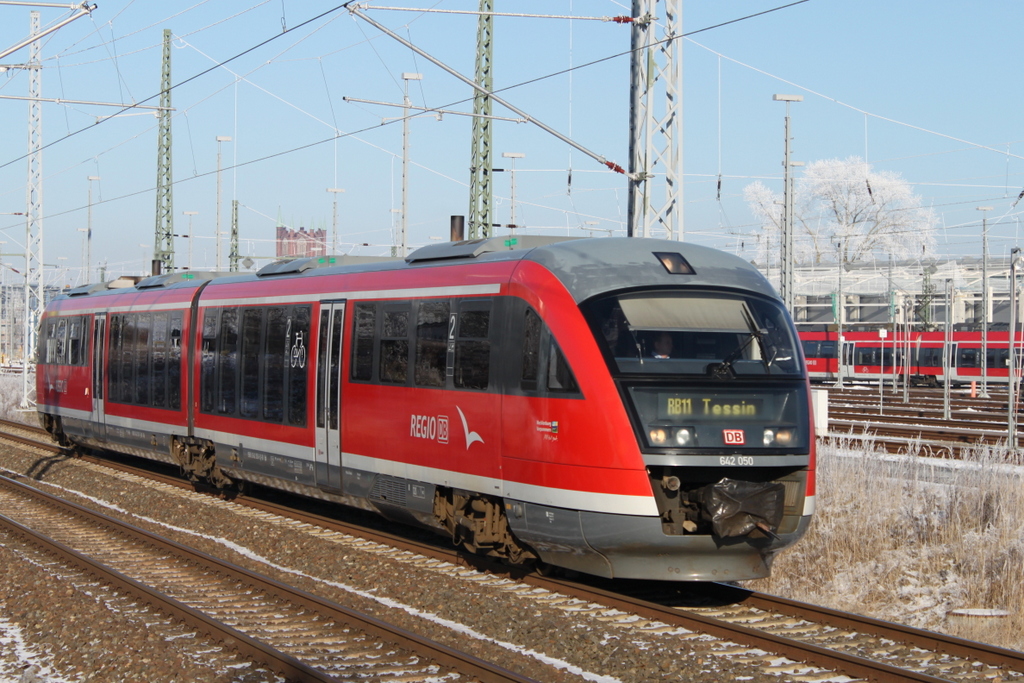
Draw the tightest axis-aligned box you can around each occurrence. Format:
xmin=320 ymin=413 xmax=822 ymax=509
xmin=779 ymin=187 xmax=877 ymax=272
xmin=77 ymin=229 xmax=88 ymax=284
xmin=327 ymin=188 xmax=344 ymax=256
xmin=183 ymin=211 xmax=198 ymax=271
xmin=502 ymin=152 xmax=524 ymax=233
xmin=216 ymin=136 xmax=232 ymax=270
xmin=944 ymin=279 xmax=953 ymax=421
xmin=773 ymin=94 xmax=803 ymax=314
xmin=1009 ymin=247 xmax=1021 ymax=450
xmin=86 ymin=175 xmax=99 ymax=283
xmin=835 ymin=238 xmax=845 ymax=388
xmin=400 ymin=73 xmax=421 ymax=258
xmin=977 ymin=206 xmax=993 ymax=397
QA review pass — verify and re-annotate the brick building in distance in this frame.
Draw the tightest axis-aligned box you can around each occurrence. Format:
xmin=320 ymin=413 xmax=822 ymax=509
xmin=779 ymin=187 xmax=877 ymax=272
xmin=276 ymin=226 xmax=326 ymax=259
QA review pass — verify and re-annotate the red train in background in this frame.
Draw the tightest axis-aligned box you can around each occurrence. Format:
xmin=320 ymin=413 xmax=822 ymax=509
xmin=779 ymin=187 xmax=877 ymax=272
xmin=800 ymin=327 xmax=1024 ymax=386
xmin=36 ymin=236 xmax=814 ymax=582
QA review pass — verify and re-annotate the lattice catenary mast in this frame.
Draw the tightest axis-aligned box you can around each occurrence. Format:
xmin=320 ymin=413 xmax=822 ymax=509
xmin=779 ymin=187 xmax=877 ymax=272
xmin=22 ymin=11 xmax=43 ymax=405
xmin=467 ymin=0 xmax=494 ymax=239
xmin=627 ymin=0 xmax=682 ymax=240
xmin=153 ymin=28 xmax=174 ymax=274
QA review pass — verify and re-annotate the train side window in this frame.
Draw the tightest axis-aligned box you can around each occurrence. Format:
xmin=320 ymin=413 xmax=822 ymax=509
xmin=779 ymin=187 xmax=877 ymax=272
xmin=380 ymin=305 xmax=410 ymax=384
xmin=240 ymin=308 xmax=262 ymax=419
xmin=152 ymin=312 xmax=168 ymax=409
xmin=135 ymin=314 xmax=152 ymax=405
xmin=547 ymin=338 xmax=579 ymax=393
xmin=200 ymin=309 xmax=219 ymax=413
xmin=54 ymin=318 xmax=67 ymax=364
xmin=108 ymin=315 xmax=123 ymax=403
xmin=918 ymin=347 xmax=942 ymax=367
xmin=168 ymin=312 xmax=182 ymax=410
xmin=521 ymin=308 xmax=541 ymax=391
xmin=40 ymin=320 xmax=54 ymax=364
xmin=120 ymin=315 xmax=136 ymax=404
xmin=68 ymin=317 xmax=86 ymax=366
xmin=958 ymin=348 xmax=977 ymax=368
xmin=263 ymin=307 xmax=286 ymax=422
xmin=217 ymin=308 xmax=239 ymax=415
xmin=287 ymin=305 xmax=310 ymax=426
xmin=415 ymin=300 xmax=449 ymax=387
xmin=454 ymin=300 xmax=491 ymax=390
xmin=351 ymin=303 xmax=376 ymax=381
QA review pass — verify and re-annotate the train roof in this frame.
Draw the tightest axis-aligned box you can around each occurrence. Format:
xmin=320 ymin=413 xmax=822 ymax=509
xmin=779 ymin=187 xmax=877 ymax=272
xmin=512 ymin=237 xmax=778 ymax=303
xmin=406 ymin=235 xmax=779 ymax=302
xmin=53 ymin=236 xmax=778 ymax=306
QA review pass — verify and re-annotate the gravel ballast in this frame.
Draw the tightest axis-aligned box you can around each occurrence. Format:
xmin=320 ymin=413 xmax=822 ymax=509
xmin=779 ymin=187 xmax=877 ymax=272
xmin=0 ymin=444 xmax=822 ymax=682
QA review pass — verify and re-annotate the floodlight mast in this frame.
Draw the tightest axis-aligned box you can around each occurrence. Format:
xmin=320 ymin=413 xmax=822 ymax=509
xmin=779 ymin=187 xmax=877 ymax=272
xmin=977 ymin=205 xmax=994 ymax=397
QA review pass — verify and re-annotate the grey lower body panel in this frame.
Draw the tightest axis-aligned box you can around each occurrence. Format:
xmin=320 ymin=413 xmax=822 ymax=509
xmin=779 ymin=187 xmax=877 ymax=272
xmin=507 ymin=499 xmax=812 ymax=581
xmin=51 ymin=411 xmax=810 ymax=582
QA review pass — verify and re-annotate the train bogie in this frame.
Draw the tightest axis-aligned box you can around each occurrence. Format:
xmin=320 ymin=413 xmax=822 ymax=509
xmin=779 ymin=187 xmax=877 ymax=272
xmin=37 ymin=237 xmax=815 ymax=582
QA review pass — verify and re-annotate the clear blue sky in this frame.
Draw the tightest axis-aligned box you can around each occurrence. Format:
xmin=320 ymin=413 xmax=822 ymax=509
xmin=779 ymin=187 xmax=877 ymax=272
xmin=0 ymin=0 xmax=1021 ymax=283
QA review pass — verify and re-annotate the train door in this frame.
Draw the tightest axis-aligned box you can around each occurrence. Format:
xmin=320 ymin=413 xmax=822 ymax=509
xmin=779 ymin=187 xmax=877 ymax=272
xmin=315 ymin=300 xmax=345 ymax=491
xmin=841 ymin=341 xmax=854 ymax=370
xmin=90 ymin=314 xmax=106 ymax=432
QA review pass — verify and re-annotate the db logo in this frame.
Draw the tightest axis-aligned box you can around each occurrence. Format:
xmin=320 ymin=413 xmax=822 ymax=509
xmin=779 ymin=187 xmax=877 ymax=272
xmin=722 ymin=429 xmax=745 ymax=445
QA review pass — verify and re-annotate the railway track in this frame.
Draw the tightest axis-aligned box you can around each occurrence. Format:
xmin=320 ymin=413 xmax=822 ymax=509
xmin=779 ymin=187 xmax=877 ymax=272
xmin=0 ymin=463 xmax=535 ymax=682
xmin=3 ymin=420 xmax=1021 ymax=682
xmin=824 ymin=387 xmax=1023 ymax=456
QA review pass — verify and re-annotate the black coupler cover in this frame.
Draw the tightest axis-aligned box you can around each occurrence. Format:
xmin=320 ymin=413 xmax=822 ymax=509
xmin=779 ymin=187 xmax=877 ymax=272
xmin=700 ymin=478 xmax=786 ymax=538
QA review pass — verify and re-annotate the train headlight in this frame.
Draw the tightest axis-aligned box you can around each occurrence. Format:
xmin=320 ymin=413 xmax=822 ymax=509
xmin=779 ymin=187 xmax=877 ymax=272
xmin=649 ymin=427 xmax=669 ymax=445
xmin=673 ymin=427 xmax=695 ymax=446
xmin=764 ymin=427 xmax=796 ymax=446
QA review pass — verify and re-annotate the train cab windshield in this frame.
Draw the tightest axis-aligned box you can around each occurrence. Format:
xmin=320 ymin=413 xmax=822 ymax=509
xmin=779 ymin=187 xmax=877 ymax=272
xmin=586 ymin=290 xmax=808 ymax=453
xmin=588 ymin=291 xmax=801 ymax=378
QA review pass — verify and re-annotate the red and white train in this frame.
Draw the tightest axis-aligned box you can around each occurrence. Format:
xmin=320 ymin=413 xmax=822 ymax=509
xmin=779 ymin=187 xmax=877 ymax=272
xmin=37 ymin=236 xmax=814 ymax=582
xmin=800 ymin=328 xmax=1024 ymax=386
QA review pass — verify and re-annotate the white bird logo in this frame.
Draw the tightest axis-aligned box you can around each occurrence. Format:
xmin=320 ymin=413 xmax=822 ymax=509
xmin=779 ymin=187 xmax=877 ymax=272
xmin=456 ymin=406 xmax=484 ymax=450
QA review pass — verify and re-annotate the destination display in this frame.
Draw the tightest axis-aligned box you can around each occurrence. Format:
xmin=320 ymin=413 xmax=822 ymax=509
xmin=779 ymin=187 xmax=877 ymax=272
xmin=659 ymin=394 xmax=763 ymax=420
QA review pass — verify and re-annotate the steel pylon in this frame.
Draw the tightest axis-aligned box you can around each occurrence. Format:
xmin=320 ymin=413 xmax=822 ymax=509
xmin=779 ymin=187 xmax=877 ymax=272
xmin=22 ymin=11 xmax=43 ymax=406
xmin=627 ymin=0 xmax=682 ymax=240
xmin=153 ymin=28 xmax=174 ymax=274
xmin=467 ymin=0 xmax=493 ymax=240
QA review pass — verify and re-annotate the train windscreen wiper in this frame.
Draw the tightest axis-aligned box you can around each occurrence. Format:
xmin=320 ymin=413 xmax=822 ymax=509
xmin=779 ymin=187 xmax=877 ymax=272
xmin=711 ymin=305 xmax=775 ymax=378
xmin=742 ymin=304 xmax=777 ymax=373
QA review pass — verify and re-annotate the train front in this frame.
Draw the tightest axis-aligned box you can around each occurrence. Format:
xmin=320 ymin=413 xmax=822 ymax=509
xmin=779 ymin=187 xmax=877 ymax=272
xmin=531 ymin=240 xmax=815 ymax=581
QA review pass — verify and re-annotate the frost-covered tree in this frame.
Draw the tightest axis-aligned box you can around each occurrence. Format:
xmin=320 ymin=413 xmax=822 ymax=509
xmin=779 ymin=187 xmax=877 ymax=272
xmin=745 ymin=157 xmax=936 ymax=266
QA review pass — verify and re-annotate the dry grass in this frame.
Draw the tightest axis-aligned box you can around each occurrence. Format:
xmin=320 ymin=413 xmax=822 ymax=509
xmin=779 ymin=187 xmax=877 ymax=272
xmin=749 ymin=436 xmax=1024 ymax=650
